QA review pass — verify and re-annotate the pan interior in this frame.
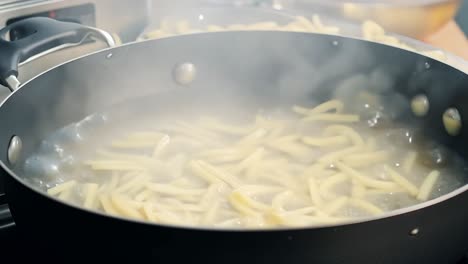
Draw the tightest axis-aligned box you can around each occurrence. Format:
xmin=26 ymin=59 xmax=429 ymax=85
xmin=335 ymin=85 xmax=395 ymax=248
xmin=1 ymin=31 xmax=468 ymax=229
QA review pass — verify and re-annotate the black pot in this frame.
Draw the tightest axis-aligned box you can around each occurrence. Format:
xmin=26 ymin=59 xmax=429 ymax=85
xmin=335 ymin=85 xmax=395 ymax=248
xmin=1 ymin=17 xmax=468 ymax=264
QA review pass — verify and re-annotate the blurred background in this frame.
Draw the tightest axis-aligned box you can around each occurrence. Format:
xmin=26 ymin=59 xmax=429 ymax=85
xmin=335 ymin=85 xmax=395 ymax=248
xmin=0 ymin=0 xmax=467 ymax=91
xmin=146 ymin=0 xmax=468 ymax=61
xmin=457 ymin=0 xmax=468 ymax=32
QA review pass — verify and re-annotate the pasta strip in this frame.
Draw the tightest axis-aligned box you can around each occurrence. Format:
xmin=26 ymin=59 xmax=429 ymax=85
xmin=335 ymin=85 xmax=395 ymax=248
xmin=282 ymin=206 xmax=318 ymax=216
xmin=266 ymin=140 xmax=310 ymax=157
xmin=173 ymin=121 xmax=222 ymax=140
xmin=198 ymin=148 xmax=251 ymax=163
xmin=199 ymin=184 xmax=223 ymax=209
xmin=366 ymin=137 xmax=377 ymax=151
xmin=134 ymin=190 xmax=153 ymax=202
xmin=142 ymin=203 xmax=159 ymax=222
xmin=110 ymin=140 xmax=160 ymax=149
xmin=110 ymin=193 xmax=144 ymax=219
xmin=189 ymin=160 xmax=223 ymax=184
xmin=323 ymin=125 xmax=364 ymax=146
xmin=83 ymin=183 xmax=99 ymax=209
xmin=235 ymin=185 xmax=284 ymax=195
xmin=312 ymin=15 xmax=340 ymax=33
xmin=417 ymin=170 xmax=440 ymax=201
xmin=47 ymin=181 xmax=77 ymax=196
xmin=302 ymin=135 xmax=349 ymax=147
xmin=152 ymin=134 xmax=170 ymax=157
xmin=335 ymin=162 xmax=398 ymax=190
xmin=308 ymin=177 xmax=323 ymax=207
xmin=195 ymin=160 xmax=242 ymax=188
xmin=237 ymin=128 xmax=268 ymax=145
xmin=384 ymin=165 xmax=419 ymax=196
xmin=319 ymin=146 xmax=362 ymax=164
xmin=319 ymin=173 xmax=349 ymax=199
xmin=198 ymin=116 xmax=253 ymax=136
xmin=323 ymin=196 xmax=349 ymax=215
xmin=402 ymin=152 xmax=418 ymax=174
xmin=201 ymin=200 xmax=220 ymax=225
xmin=348 ymin=198 xmax=383 ymax=215
xmin=127 ymin=131 xmax=165 ymax=141
xmin=246 ymin=21 xmax=279 ymax=30
xmin=116 ymin=174 xmax=149 ymax=193
xmin=85 ymin=160 xmax=144 ymax=171
xmin=294 ymin=16 xmax=319 ymax=32
xmin=302 ymin=114 xmax=360 ymax=123
xmin=146 ymin=183 xmax=206 ymax=196
xmin=231 ymin=147 xmax=265 ymax=175
xmin=99 ymin=194 xmax=119 ymax=215
xmin=294 ymin=100 xmax=344 ymax=115
xmin=95 ymin=150 xmax=154 ymax=163
xmin=229 ymin=192 xmax=262 ymax=217
xmin=365 ymin=188 xmax=407 ymax=196
xmin=108 ymin=173 xmax=120 ymax=191
xmin=351 ymin=179 xmax=367 ymax=198
xmin=58 ymin=189 xmax=72 ymax=201
xmin=343 ymin=151 xmax=390 ymax=168
xmin=272 ymin=191 xmax=293 ymax=211
xmin=215 ymin=218 xmax=241 ymax=227
xmin=230 ymin=190 xmax=271 ymax=211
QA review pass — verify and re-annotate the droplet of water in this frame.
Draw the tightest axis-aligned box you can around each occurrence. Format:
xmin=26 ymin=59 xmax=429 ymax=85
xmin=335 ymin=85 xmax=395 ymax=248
xmin=49 ymin=124 xmax=85 ymax=146
xmin=332 ymin=40 xmax=339 ymax=46
xmin=424 ymin=62 xmax=431 ymax=69
xmin=24 ymin=155 xmax=61 ymax=179
xmin=38 ymin=140 xmax=66 ymax=158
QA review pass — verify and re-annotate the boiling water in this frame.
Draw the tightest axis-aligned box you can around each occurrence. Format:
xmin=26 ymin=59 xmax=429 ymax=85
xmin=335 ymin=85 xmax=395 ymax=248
xmin=21 ymin=98 xmax=466 ymax=229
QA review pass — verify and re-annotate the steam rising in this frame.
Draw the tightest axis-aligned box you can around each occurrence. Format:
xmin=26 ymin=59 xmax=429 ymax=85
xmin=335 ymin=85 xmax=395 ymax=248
xmin=5 ymin=5 xmax=454 ymax=189
xmin=8 ymin=5 xmax=466 ymax=230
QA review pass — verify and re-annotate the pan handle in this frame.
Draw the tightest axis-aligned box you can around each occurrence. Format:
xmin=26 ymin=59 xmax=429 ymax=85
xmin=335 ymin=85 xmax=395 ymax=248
xmin=0 ymin=17 xmax=115 ymax=91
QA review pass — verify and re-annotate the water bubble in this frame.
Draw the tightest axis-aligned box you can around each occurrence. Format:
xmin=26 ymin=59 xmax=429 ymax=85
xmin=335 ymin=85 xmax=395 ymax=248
xmin=38 ymin=140 xmax=66 ymax=158
xmin=49 ymin=124 xmax=86 ymax=146
xmin=76 ymin=113 xmax=109 ymax=136
xmin=383 ymin=128 xmax=417 ymax=147
xmin=424 ymin=62 xmax=431 ymax=69
xmin=60 ymin=155 xmax=77 ymax=170
xmin=419 ymin=143 xmax=452 ymax=168
xmin=364 ymin=110 xmax=392 ymax=129
xmin=24 ymin=155 xmax=61 ymax=179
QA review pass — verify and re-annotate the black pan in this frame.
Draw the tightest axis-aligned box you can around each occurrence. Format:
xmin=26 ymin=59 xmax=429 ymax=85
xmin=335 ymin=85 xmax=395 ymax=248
xmin=1 ymin=17 xmax=468 ymax=264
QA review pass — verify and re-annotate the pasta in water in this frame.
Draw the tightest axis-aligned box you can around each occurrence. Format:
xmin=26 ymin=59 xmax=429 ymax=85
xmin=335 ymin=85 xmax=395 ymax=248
xmin=26 ymin=99 xmax=464 ymax=229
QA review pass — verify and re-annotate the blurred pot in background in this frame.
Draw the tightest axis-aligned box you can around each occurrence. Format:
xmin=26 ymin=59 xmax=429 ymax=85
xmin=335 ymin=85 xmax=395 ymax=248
xmin=253 ymin=0 xmax=462 ymax=40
